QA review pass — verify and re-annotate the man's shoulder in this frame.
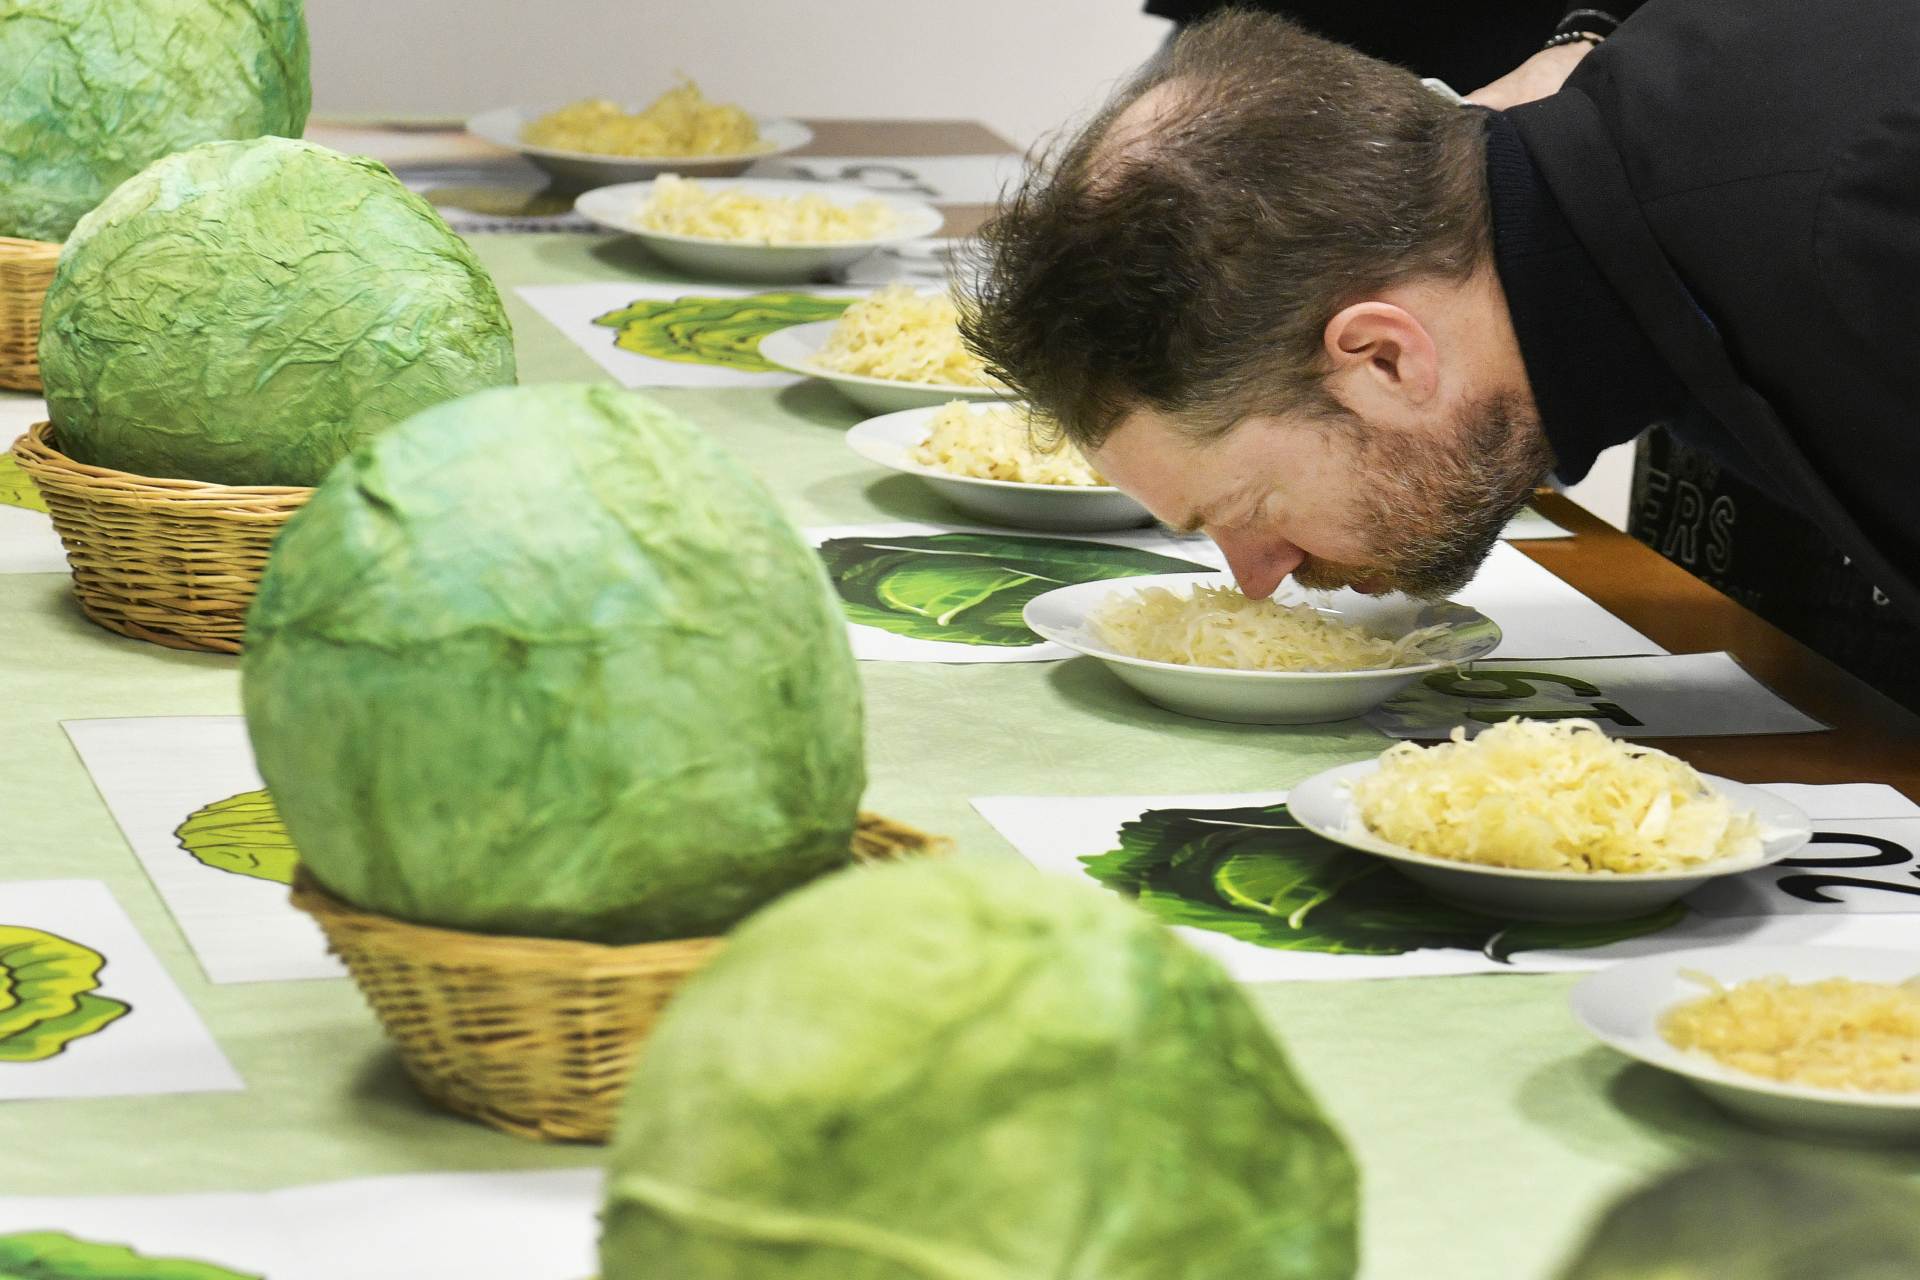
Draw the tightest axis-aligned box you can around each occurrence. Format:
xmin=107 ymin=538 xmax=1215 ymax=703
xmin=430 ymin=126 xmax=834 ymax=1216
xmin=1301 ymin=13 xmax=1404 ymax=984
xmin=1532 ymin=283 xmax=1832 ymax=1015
xmin=1567 ymin=0 xmax=1915 ymax=200
xmin=1563 ymin=0 xmax=1920 ymax=392
xmin=1814 ymin=106 xmax=1920 ymax=405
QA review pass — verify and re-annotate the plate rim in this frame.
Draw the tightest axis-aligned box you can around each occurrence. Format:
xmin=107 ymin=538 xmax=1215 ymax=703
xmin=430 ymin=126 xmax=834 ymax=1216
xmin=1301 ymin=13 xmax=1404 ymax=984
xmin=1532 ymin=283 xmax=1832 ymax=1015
xmin=1020 ymin=573 xmax=1504 ymax=684
xmin=574 ymin=178 xmax=943 ymax=249
xmin=467 ymin=106 xmax=814 ymax=167
xmin=1288 ymin=758 xmax=1813 ymax=883
xmin=845 ymin=406 xmax=1132 ymax=498
xmin=758 ymin=320 xmax=1007 ymax=397
xmin=1569 ymin=944 xmax=1920 ymax=1111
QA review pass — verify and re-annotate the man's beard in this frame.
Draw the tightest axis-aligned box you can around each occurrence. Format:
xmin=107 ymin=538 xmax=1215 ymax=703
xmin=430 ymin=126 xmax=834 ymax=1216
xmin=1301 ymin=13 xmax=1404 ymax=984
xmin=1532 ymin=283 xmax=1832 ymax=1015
xmin=1290 ymin=391 xmax=1555 ymax=598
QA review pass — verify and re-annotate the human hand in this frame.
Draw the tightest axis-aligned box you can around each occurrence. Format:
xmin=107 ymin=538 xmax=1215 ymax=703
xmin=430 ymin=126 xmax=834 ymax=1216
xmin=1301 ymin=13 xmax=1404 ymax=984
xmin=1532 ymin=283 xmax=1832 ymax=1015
xmin=1464 ymin=42 xmax=1596 ymax=110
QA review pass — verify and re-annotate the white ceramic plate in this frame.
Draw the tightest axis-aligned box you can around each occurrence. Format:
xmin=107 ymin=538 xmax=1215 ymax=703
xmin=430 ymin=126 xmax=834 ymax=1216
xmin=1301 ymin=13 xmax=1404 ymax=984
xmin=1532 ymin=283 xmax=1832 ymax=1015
xmin=574 ymin=179 xmax=943 ymax=283
xmin=467 ymin=106 xmax=812 ymax=189
xmin=1572 ymin=945 xmax=1920 ymax=1143
xmin=845 ymin=405 xmax=1151 ymax=531
xmin=758 ymin=319 xmax=1008 ymax=413
xmin=1022 ymin=573 xmax=1502 ymax=725
xmin=1288 ymin=761 xmax=1812 ymax=922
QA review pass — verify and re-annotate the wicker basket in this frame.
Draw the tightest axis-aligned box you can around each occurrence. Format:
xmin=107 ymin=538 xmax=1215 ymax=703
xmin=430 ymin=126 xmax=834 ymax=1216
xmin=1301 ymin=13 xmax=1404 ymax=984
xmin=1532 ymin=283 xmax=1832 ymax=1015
xmin=290 ymin=812 xmax=950 ymax=1143
xmin=9 ymin=421 xmax=310 ymax=653
xmin=0 ymin=236 xmax=59 ymax=392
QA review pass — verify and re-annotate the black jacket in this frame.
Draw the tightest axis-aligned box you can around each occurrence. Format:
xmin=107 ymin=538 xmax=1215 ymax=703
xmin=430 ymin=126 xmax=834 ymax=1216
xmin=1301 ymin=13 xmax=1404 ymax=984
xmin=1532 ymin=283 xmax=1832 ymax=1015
xmin=1506 ymin=0 xmax=1920 ymax=623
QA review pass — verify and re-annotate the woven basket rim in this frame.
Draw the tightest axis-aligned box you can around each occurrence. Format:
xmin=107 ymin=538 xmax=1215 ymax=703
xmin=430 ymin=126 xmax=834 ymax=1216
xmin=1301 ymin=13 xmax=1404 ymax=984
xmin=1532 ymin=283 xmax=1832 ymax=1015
xmin=289 ymin=810 xmax=948 ymax=968
xmin=291 ymin=869 xmax=720 ymax=970
xmin=13 ymin=420 xmax=315 ymax=499
xmin=0 ymin=235 xmax=60 ymax=257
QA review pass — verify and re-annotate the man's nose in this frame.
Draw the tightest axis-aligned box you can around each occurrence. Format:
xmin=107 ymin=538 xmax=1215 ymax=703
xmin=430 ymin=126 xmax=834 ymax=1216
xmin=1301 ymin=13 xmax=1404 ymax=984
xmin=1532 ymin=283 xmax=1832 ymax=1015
xmin=1211 ymin=527 xmax=1306 ymax=600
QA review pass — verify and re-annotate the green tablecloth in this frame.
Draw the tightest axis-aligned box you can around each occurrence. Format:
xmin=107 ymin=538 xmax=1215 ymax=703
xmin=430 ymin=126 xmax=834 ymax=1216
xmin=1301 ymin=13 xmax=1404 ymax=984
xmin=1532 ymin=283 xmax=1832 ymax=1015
xmin=2 ymin=234 xmax=1912 ymax=1279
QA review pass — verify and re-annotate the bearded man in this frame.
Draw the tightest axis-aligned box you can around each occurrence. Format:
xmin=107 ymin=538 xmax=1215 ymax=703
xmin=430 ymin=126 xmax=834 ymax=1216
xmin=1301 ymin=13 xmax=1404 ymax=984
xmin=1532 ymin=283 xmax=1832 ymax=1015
xmin=960 ymin=1 xmax=1919 ymax=628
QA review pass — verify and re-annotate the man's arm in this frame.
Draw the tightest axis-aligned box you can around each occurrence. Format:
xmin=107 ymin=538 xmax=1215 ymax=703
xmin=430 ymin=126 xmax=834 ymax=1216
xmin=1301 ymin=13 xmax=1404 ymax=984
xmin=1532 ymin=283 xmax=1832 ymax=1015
xmin=1466 ymin=5 xmax=1646 ymax=109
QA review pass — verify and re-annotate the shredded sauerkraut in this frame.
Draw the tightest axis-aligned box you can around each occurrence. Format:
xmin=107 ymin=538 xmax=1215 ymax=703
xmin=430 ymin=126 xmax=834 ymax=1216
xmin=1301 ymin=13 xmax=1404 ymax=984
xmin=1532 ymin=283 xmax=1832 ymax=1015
xmin=522 ymin=83 xmax=768 ymax=157
xmin=633 ymin=175 xmax=898 ymax=244
xmin=1089 ymin=584 xmax=1451 ymax=672
xmin=813 ymin=285 xmax=994 ymax=386
xmin=1662 ymin=973 xmax=1920 ymax=1094
xmin=910 ymin=402 xmax=1102 ymax=486
xmin=1348 ymin=719 xmax=1764 ymax=873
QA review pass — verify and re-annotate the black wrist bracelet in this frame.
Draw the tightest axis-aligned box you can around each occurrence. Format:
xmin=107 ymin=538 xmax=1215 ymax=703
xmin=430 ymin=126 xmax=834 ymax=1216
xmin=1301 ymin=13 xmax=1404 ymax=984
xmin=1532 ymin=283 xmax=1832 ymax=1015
xmin=1543 ymin=29 xmax=1604 ymax=49
xmin=1552 ymin=7 xmax=1622 ymax=40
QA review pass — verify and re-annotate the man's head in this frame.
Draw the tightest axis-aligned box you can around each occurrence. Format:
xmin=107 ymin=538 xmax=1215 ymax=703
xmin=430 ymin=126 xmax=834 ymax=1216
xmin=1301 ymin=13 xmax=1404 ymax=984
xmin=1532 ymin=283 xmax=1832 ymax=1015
xmin=959 ymin=12 xmax=1554 ymax=598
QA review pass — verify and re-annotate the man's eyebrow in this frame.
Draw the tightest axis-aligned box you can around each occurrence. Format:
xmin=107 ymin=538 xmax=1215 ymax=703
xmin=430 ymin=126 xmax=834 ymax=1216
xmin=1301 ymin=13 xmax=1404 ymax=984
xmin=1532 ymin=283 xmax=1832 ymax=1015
xmin=1175 ymin=483 xmax=1246 ymax=535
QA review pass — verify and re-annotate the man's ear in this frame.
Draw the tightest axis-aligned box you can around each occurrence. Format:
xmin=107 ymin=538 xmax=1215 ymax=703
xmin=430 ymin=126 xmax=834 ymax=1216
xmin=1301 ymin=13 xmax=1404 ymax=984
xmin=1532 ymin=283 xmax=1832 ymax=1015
xmin=1322 ymin=301 xmax=1440 ymax=411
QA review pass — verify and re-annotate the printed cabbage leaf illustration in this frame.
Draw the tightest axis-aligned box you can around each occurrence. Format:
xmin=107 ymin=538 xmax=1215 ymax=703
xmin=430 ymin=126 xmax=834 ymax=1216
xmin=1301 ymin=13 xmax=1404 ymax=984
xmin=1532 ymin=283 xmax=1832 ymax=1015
xmin=175 ymin=789 xmax=297 ymax=885
xmin=0 ymin=1231 xmax=259 ymax=1279
xmin=0 ymin=455 xmax=47 ymax=513
xmin=593 ymin=292 xmax=852 ymax=373
xmin=1080 ymin=803 xmax=1684 ymax=960
xmin=815 ymin=532 xmax=1209 ymax=646
xmin=0 ymin=927 xmax=129 ymax=1062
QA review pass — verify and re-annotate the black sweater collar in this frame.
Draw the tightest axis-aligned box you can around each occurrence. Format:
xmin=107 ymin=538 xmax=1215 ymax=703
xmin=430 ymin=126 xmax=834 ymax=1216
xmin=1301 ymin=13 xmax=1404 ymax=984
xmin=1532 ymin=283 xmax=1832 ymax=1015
xmin=1483 ymin=109 xmax=1689 ymax=483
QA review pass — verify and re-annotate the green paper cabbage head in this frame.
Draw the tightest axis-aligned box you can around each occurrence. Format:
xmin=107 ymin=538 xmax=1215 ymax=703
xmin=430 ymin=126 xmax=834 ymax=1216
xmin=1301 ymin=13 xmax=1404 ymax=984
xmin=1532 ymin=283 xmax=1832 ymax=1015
xmin=241 ymin=383 xmax=865 ymax=943
xmin=601 ymin=856 xmax=1359 ymax=1280
xmin=1556 ymin=1158 xmax=1920 ymax=1279
xmin=39 ymin=136 xmax=515 ymax=486
xmin=0 ymin=0 xmax=311 ymax=242
xmin=0 ymin=1231 xmax=258 ymax=1279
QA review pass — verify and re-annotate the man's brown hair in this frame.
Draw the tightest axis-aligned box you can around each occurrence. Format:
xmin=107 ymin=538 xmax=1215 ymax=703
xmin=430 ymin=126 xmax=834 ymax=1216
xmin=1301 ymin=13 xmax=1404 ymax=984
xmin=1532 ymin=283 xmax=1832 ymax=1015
xmin=958 ymin=10 xmax=1492 ymax=448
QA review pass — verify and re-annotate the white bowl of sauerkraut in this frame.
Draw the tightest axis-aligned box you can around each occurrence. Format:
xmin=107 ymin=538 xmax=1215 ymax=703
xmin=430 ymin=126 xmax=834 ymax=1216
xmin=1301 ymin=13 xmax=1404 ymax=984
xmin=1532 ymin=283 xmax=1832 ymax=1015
xmin=1288 ymin=722 xmax=1812 ymax=922
xmin=759 ymin=285 xmax=1010 ymax=411
xmin=1572 ymin=945 xmax=1920 ymax=1142
xmin=468 ymin=97 xmax=812 ymax=188
xmin=1022 ymin=572 xmax=1501 ymax=724
xmin=846 ymin=403 xmax=1153 ymax=531
xmin=576 ymin=177 xmax=943 ymax=282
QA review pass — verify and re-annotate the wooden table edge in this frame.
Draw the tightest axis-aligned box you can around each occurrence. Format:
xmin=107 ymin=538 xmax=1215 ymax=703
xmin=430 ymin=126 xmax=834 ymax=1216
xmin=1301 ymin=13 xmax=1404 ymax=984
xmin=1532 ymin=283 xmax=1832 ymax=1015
xmin=1520 ymin=493 xmax=1919 ymax=796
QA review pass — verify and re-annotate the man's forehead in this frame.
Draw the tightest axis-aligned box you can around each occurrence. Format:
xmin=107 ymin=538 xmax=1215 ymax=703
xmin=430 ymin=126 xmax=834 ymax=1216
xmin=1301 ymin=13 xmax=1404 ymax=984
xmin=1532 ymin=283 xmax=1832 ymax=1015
xmin=1103 ymin=402 xmax=1212 ymax=450
xmin=1097 ymin=403 xmax=1169 ymax=454
xmin=1091 ymin=406 xmax=1219 ymax=530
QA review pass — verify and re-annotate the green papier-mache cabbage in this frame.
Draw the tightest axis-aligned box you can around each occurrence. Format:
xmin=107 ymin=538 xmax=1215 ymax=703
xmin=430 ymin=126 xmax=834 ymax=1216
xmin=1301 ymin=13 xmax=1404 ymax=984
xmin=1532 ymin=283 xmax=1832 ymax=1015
xmin=242 ymin=384 xmax=865 ymax=944
xmin=0 ymin=0 xmax=310 ymax=243
xmin=601 ymin=857 xmax=1359 ymax=1280
xmin=0 ymin=1231 xmax=257 ymax=1279
xmin=39 ymin=137 xmax=515 ymax=486
xmin=1556 ymin=1158 xmax=1920 ymax=1279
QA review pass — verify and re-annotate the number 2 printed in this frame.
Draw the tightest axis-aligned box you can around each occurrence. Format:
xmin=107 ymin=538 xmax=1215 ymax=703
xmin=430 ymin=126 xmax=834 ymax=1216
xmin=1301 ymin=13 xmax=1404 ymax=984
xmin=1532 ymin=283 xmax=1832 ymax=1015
xmin=1773 ymin=832 xmax=1920 ymax=905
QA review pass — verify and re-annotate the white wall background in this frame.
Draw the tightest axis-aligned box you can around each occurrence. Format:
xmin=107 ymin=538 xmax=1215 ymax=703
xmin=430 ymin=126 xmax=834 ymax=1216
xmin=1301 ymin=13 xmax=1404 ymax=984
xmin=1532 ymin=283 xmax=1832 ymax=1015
xmin=308 ymin=0 xmax=1635 ymax=527
xmin=308 ymin=0 xmax=1171 ymax=152
xmin=1562 ymin=443 xmax=1634 ymax=530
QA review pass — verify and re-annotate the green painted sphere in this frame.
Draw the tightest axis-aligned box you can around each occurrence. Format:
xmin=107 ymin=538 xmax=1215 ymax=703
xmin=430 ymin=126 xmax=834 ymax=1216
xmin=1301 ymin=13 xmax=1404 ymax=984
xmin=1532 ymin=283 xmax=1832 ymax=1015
xmin=0 ymin=0 xmax=311 ymax=243
xmin=243 ymin=384 xmax=866 ymax=944
xmin=602 ymin=857 xmax=1359 ymax=1279
xmin=39 ymin=137 xmax=515 ymax=485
